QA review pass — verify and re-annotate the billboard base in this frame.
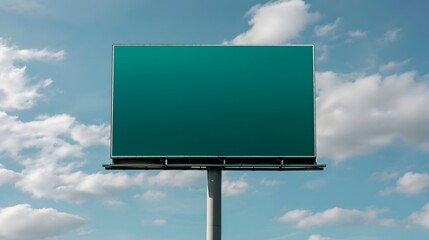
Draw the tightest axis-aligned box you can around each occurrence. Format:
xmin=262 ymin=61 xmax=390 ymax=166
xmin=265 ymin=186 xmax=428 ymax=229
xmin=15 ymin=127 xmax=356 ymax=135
xmin=207 ymin=167 xmax=221 ymax=240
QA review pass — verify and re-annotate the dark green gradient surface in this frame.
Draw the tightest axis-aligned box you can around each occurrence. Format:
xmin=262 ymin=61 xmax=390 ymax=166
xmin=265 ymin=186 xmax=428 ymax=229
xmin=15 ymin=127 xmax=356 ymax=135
xmin=112 ymin=46 xmax=315 ymax=157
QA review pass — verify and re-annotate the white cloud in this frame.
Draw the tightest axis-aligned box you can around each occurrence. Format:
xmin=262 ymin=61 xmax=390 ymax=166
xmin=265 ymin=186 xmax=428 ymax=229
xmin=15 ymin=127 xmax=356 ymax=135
xmin=409 ymin=202 xmax=429 ymax=229
xmin=0 ymin=112 xmax=80 ymax=161
xmin=395 ymin=172 xmax=429 ymax=195
xmin=135 ymin=190 xmax=166 ymax=201
xmin=382 ymin=28 xmax=401 ymax=42
xmin=0 ymin=110 xmax=125 ymax=203
xmin=380 ymin=58 xmax=412 ymax=72
xmin=70 ymin=123 xmax=110 ymax=147
xmin=0 ymin=38 xmax=64 ymax=111
xmin=0 ymin=204 xmax=84 ymax=240
xmin=222 ymin=176 xmax=249 ymax=196
xmin=347 ymin=30 xmax=366 ymax=38
xmin=0 ymin=39 xmax=204 ymax=205
xmin=317 ymin=71 xmax=429 ymax=161
xmin=0 ymin=164 xmax=21 ymax=185
xmin=15 ymin=169 xmax=201 ymax=203
xmin=314 ymin=18 xmax=341 ymax=37
xmin=277 ymin=207 xmax=385 ymax=228
xmin=227 ymin=0 xmax=319 ymax=45
xmin=16 ymin=170 xmax=146 ymax=203
xmin=152 ymin=219 xmax=167 ymax=225
xmin=0 ymin=111 xmax=198 ymax=203
xmin=379 ymin=172 xmax=429 ymax=196
xmin=308 ymin=234 xmax=333 ymax=240
xmin=277 ymin=209 xmax=312 ymax=222
xmin=0 ymin=111 xmax=110 ymax=170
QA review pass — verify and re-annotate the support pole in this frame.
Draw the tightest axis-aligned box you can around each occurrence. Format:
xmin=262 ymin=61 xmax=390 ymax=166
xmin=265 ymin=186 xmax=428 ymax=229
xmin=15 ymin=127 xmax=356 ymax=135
xmin=207 ymin=167 xmax=221 ymax=240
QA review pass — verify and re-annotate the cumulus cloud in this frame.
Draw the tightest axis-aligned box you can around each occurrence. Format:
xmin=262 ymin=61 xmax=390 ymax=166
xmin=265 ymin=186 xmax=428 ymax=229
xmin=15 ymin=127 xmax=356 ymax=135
xmin=0 ymin=38 xmax=64 ymax=111
xmin=0 ymin=39 xmax=154 ymax=204
xmin=314 ymin=18 xmax=341 ymax=37
xmin=0 ymin=111 xmax=111 ymax=168
xmin=70 ymin=123 xmax=110 ymax=147
xmin=0 ymin=110 xmax=133 ymax=203
xmin=317 ymin=71 xmax=429 ymax=160
xmin=395 ymin=172 xmax=429 ymax=195
xmin=0 ymin=164 xmax=21 ymax=185
xmin=0 ymin=204 xmax=84 ymax=240
xmin=222 ymin=176 xmax=249 ymax=196
xmin=227 ymin=0 xmax=319 ymax=45
xmin=276 ymin=207 xmax=385 ymax=228
xmin=16 ymin=170 xmax=146 ymax=203
xmin=308 ymin=234 xmax=333 ymax=240
xmin=15 ymin=169 xmax=202 ymax=203
xmin=409 ymin=202 xmax=429 ymax=229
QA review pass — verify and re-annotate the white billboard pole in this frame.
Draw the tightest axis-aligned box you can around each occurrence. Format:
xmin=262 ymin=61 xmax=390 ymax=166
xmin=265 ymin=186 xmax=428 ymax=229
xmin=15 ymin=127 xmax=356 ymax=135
xmin=207 ymin=167 xmax=222 ymax=240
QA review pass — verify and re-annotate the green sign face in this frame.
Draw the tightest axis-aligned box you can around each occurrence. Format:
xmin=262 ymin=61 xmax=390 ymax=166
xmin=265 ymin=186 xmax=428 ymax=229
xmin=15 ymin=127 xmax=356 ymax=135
xmin=111 ymin=45 xmax=315 ymax=162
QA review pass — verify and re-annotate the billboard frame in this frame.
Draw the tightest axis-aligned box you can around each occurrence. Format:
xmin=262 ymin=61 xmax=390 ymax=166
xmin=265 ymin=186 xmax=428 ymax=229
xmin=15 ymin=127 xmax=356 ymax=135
xmin=105 ymin=45 xmax=324 ymax=171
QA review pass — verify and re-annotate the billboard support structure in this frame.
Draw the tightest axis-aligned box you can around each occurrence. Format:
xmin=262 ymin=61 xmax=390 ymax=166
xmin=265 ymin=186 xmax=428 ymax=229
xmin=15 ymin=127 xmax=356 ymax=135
xmin=207 ymin=167 xmax=221 ymax=240
xmin=104 ymin=45 xmax=326 ymax=240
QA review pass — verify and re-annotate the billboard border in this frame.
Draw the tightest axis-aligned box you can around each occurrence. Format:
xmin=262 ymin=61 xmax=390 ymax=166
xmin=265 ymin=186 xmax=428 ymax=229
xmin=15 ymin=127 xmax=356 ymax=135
xmin=109 ymin=45 xmax=320 ymax=169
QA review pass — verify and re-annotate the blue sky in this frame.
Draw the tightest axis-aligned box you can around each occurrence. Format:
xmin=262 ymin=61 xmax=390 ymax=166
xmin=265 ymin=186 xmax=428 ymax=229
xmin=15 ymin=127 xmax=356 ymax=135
xmin=0 ymin=0 xmax=429 ymax=239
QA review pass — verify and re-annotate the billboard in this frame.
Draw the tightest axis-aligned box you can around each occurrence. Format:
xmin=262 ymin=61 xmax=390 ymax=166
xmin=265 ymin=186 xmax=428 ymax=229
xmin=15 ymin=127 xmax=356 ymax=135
xmin=108 ymin=45 xmax=318 ymax=170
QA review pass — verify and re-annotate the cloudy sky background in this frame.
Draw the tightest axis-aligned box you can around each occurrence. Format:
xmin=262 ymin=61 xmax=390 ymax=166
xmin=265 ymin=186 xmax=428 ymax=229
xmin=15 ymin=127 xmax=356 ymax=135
xmin=0 ymin=0 xmax=428 ymax=239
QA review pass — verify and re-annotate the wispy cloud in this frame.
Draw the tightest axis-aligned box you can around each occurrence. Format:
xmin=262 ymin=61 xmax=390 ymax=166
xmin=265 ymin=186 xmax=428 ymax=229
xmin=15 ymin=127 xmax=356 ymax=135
xmin=151 ymin=219 xmax=167 ymax=225
xmin=381 ymin=28 xmax=401 ymax=42
xmin=308 ymin=234 xmax=334 ymax=240
xmin=347 ymin=30 xmax=366 ymax=38
xmin=371 ymin=170 xmax=401 ymax=181
xmin=260 ymin=178 xmax=281 ymax=186
xmin=222 ymin=176 xmax=249 ymax=196
xmin=314 ymin=18 xmax=341 ymax=37
xmin=379 ymin=58 xmax=412 ymax=72
xmin=135 ymin=190 xmax=166 ymax=201
xmin=276 ymin=207 xmax=386 ymax=228
xmin=227 ymin=0 xmax=319 ymax=45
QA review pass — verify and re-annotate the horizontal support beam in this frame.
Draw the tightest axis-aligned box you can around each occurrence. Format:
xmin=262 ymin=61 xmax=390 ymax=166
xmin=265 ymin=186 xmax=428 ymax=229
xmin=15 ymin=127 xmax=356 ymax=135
xmin=103 ymin=163 xmax=326 ymax=171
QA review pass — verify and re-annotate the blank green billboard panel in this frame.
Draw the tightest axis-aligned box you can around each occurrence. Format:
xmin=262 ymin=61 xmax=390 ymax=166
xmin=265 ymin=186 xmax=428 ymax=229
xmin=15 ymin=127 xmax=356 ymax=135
xmin=111 ymin=45 xmax=315 ymax=161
